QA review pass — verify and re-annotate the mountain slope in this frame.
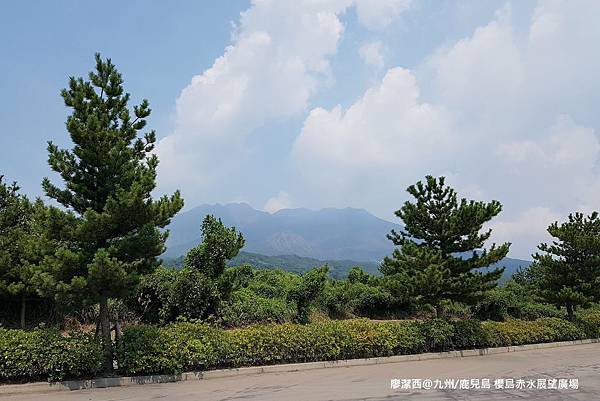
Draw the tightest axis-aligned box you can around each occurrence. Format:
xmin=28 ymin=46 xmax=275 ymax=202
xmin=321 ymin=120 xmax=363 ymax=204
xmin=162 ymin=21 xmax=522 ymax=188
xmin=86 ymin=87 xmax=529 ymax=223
xmin=164 ymin=203 xmax=531 ymax=281
xmin=164 ymin=203 xmax=401 ymax=261
xmin=163 ymin=250 xmax=529 ymax=282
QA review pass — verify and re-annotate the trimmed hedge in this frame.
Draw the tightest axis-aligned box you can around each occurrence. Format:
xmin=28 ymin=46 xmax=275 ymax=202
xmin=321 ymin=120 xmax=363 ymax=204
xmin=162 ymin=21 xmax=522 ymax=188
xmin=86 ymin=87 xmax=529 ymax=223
xmin=2 ymin=314 xmax=599 ymax=382
xmin=0 ymin=329 xmax=103 ymax=382
xmin=116 ymin=317 xmax=596 ymax=376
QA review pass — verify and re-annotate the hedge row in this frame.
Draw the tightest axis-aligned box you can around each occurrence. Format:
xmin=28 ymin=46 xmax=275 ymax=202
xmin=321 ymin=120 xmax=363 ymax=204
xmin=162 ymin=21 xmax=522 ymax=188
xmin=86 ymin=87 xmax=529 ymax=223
xmin=2 ymin=312 xmax=599 ymax=382
xmin=116 ymin=314 xmax=600 ymax=376
xmin=0 ymin=329 xmax=103 ymax=382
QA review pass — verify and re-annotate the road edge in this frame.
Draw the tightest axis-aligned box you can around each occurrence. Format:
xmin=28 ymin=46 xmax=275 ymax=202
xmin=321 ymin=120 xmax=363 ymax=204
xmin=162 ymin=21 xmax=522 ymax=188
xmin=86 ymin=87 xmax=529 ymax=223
xmin=1 ymin=338 xmax=598 ymax=396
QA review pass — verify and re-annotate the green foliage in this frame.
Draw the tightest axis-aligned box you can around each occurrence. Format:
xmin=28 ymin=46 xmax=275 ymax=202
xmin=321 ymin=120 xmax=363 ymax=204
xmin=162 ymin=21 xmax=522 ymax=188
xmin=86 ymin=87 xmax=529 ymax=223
xmin=116 ymin=319 xmax=425 ymax=375
xmin=2 ymin=314 xmax=598 ymax=382
xmin=482 ymin=318 xmax=585 ymax=347
xmin=288 ymin=266 xmax=329 ymax=323
xmin=184 ymin=215 xmax=245 ymax=279
xmin=115 ymin=316 xmax=598 ymax=377
xmin=218 ymin=288 xmax=296 ymax=327
xmin=530 ymin=212 xmax=600 ymax=319
xmin=129 ymin=267 xmax=178 ymax=324
xmin=450 ymin=320 xmax=488 ymax=349
xmin=170 ymin=267 xmax=221 ymax=321
xmin=0 ymin=329 xmax=103 ymax=382
xmin=575 ymin=309 xmax=600 ymax=338
xmin=418 ymin=319 xmax=455 ymax=351
xmin=321 ymin=276 xmax=396 ymax=319
xmin=39 ymin=54 xmax=183 ymax=369
xmin=381 ymin=176 xmax=509 ymax=316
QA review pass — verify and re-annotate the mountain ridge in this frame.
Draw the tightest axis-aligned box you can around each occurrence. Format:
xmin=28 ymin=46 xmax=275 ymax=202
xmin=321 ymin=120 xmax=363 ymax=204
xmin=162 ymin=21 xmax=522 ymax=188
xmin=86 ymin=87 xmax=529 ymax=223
xmin=164 ymin=203 xmax=531 ymax=281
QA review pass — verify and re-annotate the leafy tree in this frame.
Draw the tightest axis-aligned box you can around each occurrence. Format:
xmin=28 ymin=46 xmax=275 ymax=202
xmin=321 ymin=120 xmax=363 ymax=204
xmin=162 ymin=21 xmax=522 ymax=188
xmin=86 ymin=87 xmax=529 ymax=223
xmin=0 ymin=177 xmax=35 ymax=328
xmin=530 ymin=212 xmax=600 ymax=320
xmin=381 ymin=176 xmax=509 ymax=317
xmin=42 ymin=54 xmax=183 ymax=371
xmin=288 ymin=265 xmax=329 ymax=323
xmin=166 ymin=215 xmax=246 ymax=322
xmin=184 ymin=215 xmax=245 ymax=279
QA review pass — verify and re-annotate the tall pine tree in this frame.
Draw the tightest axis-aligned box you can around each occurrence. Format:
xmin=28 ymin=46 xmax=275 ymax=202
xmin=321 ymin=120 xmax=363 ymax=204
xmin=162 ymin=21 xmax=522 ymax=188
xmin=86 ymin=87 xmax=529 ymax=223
xmin=530 ymin=212 xmax=600 ymax=320
xmin=42 ymin=54 xmax=183 ymax=371
xmin=381 ymin=176 xmax=509 ymax=317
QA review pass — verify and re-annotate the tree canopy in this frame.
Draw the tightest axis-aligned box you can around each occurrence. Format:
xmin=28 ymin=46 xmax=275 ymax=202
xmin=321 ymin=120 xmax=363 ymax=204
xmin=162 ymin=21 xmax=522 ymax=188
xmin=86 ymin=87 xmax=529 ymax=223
xmin=41 ymin=53 xmax=183 ymax=370
xmin=381 ymin=175 xmax=509 ymax=316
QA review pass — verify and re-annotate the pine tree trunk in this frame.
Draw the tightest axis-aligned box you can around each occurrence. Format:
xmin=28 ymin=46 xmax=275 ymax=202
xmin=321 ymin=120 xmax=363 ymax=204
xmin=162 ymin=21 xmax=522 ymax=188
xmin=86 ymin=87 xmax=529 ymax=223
xmin=566 ymin=303 xmax=574 ymax=321
xmin=435 ymin=303 xmax=444 ymax=319
xmin=98 ymin=297 xmax=114 ymax=373
xmin=20 ymin=292 xmax=26 ymax=329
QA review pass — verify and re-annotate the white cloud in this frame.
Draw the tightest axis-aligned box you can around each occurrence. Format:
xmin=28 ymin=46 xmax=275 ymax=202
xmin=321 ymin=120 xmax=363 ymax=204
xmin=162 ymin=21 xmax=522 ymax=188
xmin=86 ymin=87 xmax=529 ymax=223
xmin=355 ymin=0 xmax=412 ymax=29
xmin=359 ymin=41 xmax=385 ymax=69
xmin=264 ymin=191 xmax=294 ymax=213
xmin=490 ymin=207 xmax=561 ymax=259
xmin=289 ymin=1 xmax=600 ymax=259
xmin=292 ymin=67 xmax=454 ymax=214
xmin=157 ymin=0 xmax=414 ymax=206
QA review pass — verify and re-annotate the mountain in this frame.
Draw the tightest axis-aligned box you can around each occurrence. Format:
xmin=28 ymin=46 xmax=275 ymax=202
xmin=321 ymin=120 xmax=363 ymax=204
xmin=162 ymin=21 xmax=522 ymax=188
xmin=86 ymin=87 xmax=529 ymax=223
xmin=164 ymin=203 xmax=531 ymax=281
xmin=164 ymin=203 xmax=401 ymax=261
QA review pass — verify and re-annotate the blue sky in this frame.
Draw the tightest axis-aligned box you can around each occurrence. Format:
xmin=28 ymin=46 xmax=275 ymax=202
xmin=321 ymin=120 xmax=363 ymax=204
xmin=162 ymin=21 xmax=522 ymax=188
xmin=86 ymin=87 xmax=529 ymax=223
xmin=2 ymin=0 xmax=600 ymax=259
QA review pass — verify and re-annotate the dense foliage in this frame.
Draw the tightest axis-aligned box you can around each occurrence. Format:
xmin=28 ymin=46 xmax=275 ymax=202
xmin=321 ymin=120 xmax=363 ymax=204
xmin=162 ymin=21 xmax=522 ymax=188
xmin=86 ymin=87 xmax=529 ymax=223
xmin=528 ymin=212 xmax=600 ymax=319
xmin=115 ymin=316 xmax=597 ymax=376
xmin=381 ymin=176 xmax=509 ymax=317
xmin=0 ymin=329 xmax=103 ymax=382
xmin=39 ymin=54 xmax=183 ymax=370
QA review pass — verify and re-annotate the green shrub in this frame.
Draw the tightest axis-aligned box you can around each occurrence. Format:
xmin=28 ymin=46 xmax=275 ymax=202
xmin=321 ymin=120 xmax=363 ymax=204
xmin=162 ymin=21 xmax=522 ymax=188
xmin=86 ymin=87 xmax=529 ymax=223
xmin=116 ymin=319 xmax=425 ymax=375
xmin=511 ymin=302 xmax=563 ymax=320
xmin=576 ymin=309 xmax=600 ymax=338
xmin=5 ymin=314 xmax=600 ymax=382
xmin=419 ymin=319 xmax=455 ymax=351
xmin=0 ymin=329 xmax=103 ymax=382
xmin=451 ymin=319 xmax=489 ymax=349
xmin=218 ymin=288 xmax=296 ymax=327
xmin=482 ymin=318 xmax=584 ymax=347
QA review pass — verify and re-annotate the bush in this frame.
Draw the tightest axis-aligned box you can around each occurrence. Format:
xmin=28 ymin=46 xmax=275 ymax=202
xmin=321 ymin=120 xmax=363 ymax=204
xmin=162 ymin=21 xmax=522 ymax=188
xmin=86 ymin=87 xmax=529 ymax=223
xmin=218 ymin=288 xmax=296 ymax=327
xmin=576 ymin=309 xmax=600 ymax=338
xmin=4 ymin=315 xmax=600 ymax=382
xmin=418 ymin=319 xmax=455 ymax=351
xmin=116 ymin=319 xmax=426 ymax=375
xmin=511 ymin=302 xmax=563 ymax=320
xmin=0 ymin=329 xmax=103 ymax=382
xmin=482 ymin=318 xmax=584 ymax=347
xmin=450 ymin=319 xmax=489 ymax=349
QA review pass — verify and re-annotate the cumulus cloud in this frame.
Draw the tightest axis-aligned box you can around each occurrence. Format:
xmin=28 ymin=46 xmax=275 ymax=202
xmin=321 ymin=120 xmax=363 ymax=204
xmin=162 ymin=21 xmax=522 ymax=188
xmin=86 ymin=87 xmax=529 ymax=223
xmin=264 ymin=191 xmax=294 ymax=213
xmin=359 ymin=41 xmax=385 ymax=69
xmin=290 ymin=1 xmax=600 ymax=259
xmin=156 ymin=0 xmax=413 ymax=206
xmin=292 ymin=67 xmax=454 ymax=214
xmin=355 ymin=0 xmax=413 ymax=29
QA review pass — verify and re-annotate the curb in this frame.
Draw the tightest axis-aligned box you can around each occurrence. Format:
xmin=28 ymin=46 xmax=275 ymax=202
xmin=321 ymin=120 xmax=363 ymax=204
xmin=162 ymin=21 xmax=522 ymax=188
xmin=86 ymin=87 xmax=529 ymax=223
xmin=1 ymin=338 xmax=597 ymax=396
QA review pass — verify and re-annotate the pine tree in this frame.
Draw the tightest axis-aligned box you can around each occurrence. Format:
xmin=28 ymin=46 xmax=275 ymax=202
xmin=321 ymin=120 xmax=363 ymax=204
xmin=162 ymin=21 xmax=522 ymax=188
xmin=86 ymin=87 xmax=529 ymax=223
xmin=381 ymin=176 xmax=509 ymax=317
xmin=0 ymin=177 xmax=34 ymax=328
xmin=530 ymin=212 xmax=600 ymax=320
xmin=42 ymin=54 xmax=183 ymax=371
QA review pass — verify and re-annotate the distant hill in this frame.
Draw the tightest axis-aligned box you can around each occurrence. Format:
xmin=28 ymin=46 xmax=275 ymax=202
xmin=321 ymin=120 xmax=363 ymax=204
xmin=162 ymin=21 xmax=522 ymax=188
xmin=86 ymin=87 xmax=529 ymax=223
xmin=164 ymin=203 xmax=401 ymax=261
xmin=163 ymin=203 xmax=530 ymax=282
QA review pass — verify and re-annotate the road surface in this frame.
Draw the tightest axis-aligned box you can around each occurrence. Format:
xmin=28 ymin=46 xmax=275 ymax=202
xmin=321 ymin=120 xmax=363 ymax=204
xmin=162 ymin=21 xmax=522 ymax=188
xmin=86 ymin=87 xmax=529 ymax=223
xmin=5 ymin=343 xmax=600 ymax=401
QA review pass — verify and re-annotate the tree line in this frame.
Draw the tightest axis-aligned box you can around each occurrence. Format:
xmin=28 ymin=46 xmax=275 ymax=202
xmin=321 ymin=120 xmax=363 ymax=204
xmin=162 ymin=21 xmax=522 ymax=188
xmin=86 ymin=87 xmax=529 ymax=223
xmin=2 ymin=55 xmax=600 ymax=373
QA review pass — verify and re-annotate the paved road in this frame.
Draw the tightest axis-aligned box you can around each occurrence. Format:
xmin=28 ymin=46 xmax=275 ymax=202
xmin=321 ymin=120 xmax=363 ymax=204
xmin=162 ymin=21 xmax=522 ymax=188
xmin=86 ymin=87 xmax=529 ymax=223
xmin=6 ymin=343 xmax=600 ymax=401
